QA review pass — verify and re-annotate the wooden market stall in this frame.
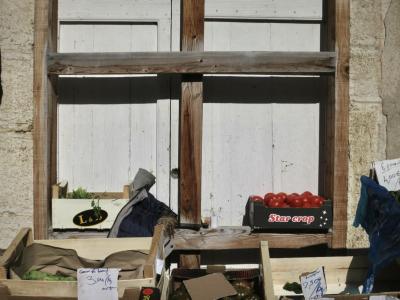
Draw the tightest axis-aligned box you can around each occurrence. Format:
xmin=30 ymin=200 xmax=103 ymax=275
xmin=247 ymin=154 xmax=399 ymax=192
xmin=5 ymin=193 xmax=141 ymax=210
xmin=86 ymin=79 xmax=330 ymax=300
xmin=33 ymin=0 xmax=349 ymax=251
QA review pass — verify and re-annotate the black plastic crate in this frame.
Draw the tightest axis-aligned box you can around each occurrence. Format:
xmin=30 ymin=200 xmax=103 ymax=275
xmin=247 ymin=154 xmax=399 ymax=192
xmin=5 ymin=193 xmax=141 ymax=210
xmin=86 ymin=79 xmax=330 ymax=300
xmin=243 ymin=198 xmax=333 ymax=230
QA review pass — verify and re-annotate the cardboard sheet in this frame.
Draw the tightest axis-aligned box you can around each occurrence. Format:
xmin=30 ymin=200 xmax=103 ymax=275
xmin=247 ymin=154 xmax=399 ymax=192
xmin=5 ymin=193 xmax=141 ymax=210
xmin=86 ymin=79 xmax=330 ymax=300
xmin=183 ymin=273 xmax=237 ymax=300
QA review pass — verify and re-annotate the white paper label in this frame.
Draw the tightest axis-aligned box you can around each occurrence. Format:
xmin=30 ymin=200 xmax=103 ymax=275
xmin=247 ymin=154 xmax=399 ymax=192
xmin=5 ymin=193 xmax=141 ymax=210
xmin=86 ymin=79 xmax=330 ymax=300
xmin=300 ymin=267 xmax=327 ymax=300
xmin=156 ymin=258 xmax=164 ymax=275
xmin=78 ymin=268 xmax=120 ymax=300
xmin=373 ymin=158 xmax=400 ymax=191
xmin=163 ymin=238 xmax=174 ymax=258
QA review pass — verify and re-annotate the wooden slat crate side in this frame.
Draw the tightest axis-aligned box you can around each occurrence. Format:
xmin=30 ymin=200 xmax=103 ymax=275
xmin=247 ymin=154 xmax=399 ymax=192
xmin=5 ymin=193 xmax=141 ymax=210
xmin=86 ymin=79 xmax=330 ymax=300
xmin=0 ymin=279 xmax=151 ymax=298
xmin=0 ymin=229 xmax=33 ymax=271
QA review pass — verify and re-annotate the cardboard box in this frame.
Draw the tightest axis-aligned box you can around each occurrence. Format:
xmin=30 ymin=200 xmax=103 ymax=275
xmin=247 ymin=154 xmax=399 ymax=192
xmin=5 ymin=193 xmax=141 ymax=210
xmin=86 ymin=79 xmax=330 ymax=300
xmin=166 ymin=268 xmax=264 ymax=300
xmin=161 ymin=242 xmax=276 ymax=300
xmin=0 ymin=226 xmax=167 ymax=299
xmin=244 ymin=198 xmax=333 ymax=230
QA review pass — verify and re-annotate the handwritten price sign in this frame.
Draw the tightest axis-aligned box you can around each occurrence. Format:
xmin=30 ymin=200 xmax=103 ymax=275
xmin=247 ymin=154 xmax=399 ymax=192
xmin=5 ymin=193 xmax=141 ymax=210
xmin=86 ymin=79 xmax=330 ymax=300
xmin=78 ymin=268 xmax=120 ymax=300
xmin=300 ymin=267 xmax=327 ymax=300
xmin=373 ymin=158 xmax=400 ymax=191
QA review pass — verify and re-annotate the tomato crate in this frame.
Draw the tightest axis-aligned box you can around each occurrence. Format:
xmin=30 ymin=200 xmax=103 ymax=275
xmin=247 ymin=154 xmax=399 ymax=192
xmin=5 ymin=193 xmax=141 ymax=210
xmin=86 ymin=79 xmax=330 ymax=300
xmin=243 ymin=198 xmax=333 ymax=231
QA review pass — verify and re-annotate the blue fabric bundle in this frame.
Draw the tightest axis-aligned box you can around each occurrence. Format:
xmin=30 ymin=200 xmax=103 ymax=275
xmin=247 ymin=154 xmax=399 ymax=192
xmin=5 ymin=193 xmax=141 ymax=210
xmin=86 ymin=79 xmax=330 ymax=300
xmin=354 ymin=175 xmax=400 ymax=293
xmin=108 ymin=168 xmax=176 ymax=238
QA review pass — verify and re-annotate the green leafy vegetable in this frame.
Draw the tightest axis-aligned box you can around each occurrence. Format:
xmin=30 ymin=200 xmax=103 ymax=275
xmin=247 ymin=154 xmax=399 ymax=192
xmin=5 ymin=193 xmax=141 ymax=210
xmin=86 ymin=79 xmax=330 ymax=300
xmin=91 ymin=196 xmax=102 ymax=219
xmin=67 ymin=187 xmax=102 ymax=218
xmin=22 ymin=270 xmax=76 ymax=281
xmin=283 ymin=282 xmax=302 ymax=294
xmin=67 ymin=187 xmax=93 ymax=199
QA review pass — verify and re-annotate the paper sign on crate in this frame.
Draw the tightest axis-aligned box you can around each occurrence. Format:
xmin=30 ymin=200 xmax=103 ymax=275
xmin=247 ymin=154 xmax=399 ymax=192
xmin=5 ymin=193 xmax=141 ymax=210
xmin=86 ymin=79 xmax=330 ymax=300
xmin=78 ymin=268 xmax=120 ymax=300
xmin=373 ymin=158 xmax=400 ymax=191
xmin=300 ymin=266 xmax=327 ymax=300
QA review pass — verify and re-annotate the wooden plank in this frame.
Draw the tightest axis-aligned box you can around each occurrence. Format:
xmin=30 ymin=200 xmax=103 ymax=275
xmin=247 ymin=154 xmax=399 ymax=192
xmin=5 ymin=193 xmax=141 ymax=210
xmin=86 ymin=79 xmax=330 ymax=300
xmin=179 ymin=0 xmax=204 ymax=267
xmin=0 ymin=228 xmax=33 ymax=269
xmin=0 ymin=279 xmax=152 ymax=298
xmin=272 ymin=104 xmax=320 ymax=194
xmin=205 ymin=0 xmax=323 ymax=20
xmin=58 ymin=0 xmax=171 ymax=21
xmin=321 ymin=0 xmax=349 ymax=248
xmin=319 ymin=0 xmax=335 ymax=231
xmin=331 ymin=0 xmax=350 ymax=249
xmin=48 ymin=51 xmax=336 ymax=75
xmin=144 ymin=224 xmax=165 ymax=278
xmin=179 ymin=0 xmax=205 ymax=228
xmin=179 ymin=255 xmax=201 ymax=269
xmin=270 ymin=255 xmax=369 ymax=272
xmin=203 ymin=15 xmax=320 ymax=225
xmin=58 ymin=21 xmax=161 ymax=193
xmin=0 ymin=289 xmax=140 ymax=300
xmin=173 ymin=227 xmax=330 ymax=250
xmin=35 ymin=237 xmax=152 ymax=260
xmin=260 ymin=241 xmax=275 ymax=300
xmin=33 ymin=0 xmax=58 ymax=240
xmin=179 ymin=78 xmax=203 ymax=226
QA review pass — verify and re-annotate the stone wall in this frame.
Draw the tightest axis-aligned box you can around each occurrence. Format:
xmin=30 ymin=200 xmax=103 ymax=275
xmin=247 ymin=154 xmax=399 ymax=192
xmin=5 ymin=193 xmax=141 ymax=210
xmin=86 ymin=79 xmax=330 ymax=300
xmin=382 ymin=0 xmax=400 ymax=160
xmin=346 ymin=0 xmax=399 ymax=248
xmin=0 ymin=0 xmax=35 ymax=249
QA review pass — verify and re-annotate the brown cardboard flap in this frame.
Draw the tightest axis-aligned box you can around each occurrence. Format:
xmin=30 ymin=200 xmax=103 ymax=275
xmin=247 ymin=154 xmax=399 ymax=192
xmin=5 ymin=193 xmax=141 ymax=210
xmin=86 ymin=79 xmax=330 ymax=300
xmin=183 ymin=273 xmax=237 ymax=300
xmin=10 ymin=243 xmax=148 ymax=280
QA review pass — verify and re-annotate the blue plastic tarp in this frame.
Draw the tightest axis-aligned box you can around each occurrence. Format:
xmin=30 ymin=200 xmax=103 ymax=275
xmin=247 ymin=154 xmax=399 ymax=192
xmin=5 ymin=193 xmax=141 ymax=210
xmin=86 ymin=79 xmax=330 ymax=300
xmin=353 ymin=175 xmax=400 ymax=293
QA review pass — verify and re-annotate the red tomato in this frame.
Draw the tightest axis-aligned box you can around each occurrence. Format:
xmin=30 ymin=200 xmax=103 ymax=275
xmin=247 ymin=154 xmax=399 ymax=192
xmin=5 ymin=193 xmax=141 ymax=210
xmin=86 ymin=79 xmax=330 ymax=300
xmin=250 ymin=195 xmax=264 ymax=202
xmin=287 ymin=193 xmax=299 ymax=206
xmin=276 ymin=192 xmax=287 ymax=199
xmin=300 ymin=196 xmax=310 ymax=207
xmin=303 ymin=202 xmax=313 ymax=208
xmin=269 ymin=199 xmax=281 ymax=208
xmin=264 ymin=193 xmax=275 ymax=206
xmin=264 ymin=193 xmax=275 ymax=199
xmin=264 ymin=193 xmax=276 ymax=206
xmin=281 ymin=203 xmax=290 ymax=208
xmin=301 ymin=191 xmax=313 ymax=197
xmin=291 ymin=197 xmax=303 ymax=208
xmin=310 ymin=196 xmax=320 ymax=206
xmin=287 ymin=193 xmax=299 ymax=200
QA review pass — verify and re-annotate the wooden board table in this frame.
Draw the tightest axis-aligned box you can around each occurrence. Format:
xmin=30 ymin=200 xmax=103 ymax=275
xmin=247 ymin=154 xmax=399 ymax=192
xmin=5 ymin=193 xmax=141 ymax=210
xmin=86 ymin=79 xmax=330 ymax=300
xmin=173 ymin=226 xmax=331 ymax=250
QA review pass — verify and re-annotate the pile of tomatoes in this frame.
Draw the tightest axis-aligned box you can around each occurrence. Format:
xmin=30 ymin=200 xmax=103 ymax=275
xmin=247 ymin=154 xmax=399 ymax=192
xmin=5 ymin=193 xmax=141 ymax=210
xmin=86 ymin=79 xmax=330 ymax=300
xmin=250 ymin=191 xmax=325 ymax=208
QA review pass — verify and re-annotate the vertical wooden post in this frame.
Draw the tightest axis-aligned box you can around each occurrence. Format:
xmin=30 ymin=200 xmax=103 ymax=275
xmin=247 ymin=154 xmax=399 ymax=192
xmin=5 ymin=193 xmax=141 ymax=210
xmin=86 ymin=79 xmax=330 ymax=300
xmin=178 ymin=0 xmax=204 ymax=268
xmin=179 ymin=0 xmax=204 ymax=227
xmin=33 ymin=0 xmax=58 ymax=239
xmin=321 ymin=0 xmax=349 ymax=248
xmin=332 ymin=0 xmax=350 ymax=249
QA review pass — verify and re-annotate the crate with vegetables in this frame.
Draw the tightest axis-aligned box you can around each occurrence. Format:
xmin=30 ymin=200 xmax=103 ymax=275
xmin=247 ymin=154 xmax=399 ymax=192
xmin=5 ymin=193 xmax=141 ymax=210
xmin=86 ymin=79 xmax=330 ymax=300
xmin=0 ymin=226 xmax=167 ymax=298
xmin=52 ymin=181 xmax=130 ymax=230
xmin=243 ymin=191 xmax=332 ymax=230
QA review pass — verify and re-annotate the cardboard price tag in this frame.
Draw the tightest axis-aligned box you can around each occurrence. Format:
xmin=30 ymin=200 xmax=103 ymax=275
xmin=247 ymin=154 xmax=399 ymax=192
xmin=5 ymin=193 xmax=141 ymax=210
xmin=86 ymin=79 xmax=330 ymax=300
xmin=78 ymin=268 xmax=120 ymax=300
xmin=300 ymin=267 xmax=327 ymax=300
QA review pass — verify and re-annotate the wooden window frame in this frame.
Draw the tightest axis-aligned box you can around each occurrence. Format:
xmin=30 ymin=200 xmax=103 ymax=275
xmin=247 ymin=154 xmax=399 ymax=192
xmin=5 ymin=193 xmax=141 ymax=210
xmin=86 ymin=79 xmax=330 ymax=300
xmin=33 ymin=0 xmax=349 ymax=249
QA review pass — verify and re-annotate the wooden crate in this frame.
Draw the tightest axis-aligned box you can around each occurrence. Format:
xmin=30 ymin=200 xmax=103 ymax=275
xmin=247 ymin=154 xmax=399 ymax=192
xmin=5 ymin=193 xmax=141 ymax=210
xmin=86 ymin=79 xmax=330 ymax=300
xmin=262 ymin=241 xmax=400 ymax=298
xmin=51 ymin=181 xmax=130 ymax=230
xmin=0 ymin=225 xmax=167 ymax=299
xmin=162 ymin=241 xmax=400 ymax=300
xmin=161 ymin=242 xmax=275 ymax=300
